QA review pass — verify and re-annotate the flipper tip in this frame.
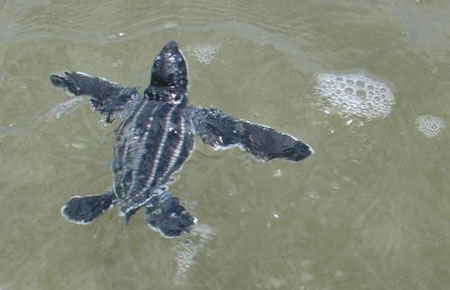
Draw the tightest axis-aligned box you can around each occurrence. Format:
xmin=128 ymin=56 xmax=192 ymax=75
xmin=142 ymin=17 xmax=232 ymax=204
xmin=163 ymin=40 xmax=179 ymax=50
xmin=289 ymin=142 xmax=314 ymax=162
xmin=60 ymin=202 xmax=92 ymax=225
xmin=49 ymin=72 xmax=81 ymax=95
xmin=60 ymin=193 xmax=115 ymax=225
xmin=50 ymin=74 xmax=66 ymax=88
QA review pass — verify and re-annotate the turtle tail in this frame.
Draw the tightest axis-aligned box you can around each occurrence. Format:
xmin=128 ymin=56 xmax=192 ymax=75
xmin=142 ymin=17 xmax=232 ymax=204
xmin=61 ymin=190 xmax=115 ymax=224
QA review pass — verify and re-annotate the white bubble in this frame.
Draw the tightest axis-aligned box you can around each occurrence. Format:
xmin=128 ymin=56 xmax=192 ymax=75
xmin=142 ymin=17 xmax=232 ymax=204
xmin=356 ymin=89 xmax=366 ymax=98
xmin=344 ymin=87 xmax=353 ymax=94
xmin=162 ymin=22 xmax=178 ymax=29
xmin=109 ymin=60 xmax=123 ymax=68
xmin=415 ymin=114 xmax=446 ymax=138
xmin=268 ymin=277 xmax=285 ymax=288
xmin=191 ymin=44 xmax=221 ymax=64
xmin=70 ymin=143 xmax=86 ymax=149
xmin=315 ymin=73 xmax=395 ymax=120
xmin=273 ymin=169 xmax=282 ymax=178
xmin=300 ymin=272 xmax=314 ymax=282
xmin=272 ymin=211 xmax=280 ymax=219
xmin=105 ymin=32 xmax=126 ymax=40
xmin=331 ymin=182 xmax=340 ymax=190
xmin=356 ymin=80 xmax=365 ymax=87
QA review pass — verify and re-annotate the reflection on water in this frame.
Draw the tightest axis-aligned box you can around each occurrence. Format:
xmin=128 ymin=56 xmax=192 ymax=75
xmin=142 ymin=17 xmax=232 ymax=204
xmin=1 ymin=0 xmax=449 ymax=289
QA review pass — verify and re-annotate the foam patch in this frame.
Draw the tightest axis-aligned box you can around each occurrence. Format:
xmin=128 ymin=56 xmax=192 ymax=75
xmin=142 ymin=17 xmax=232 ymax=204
xmin=315 ymin=73 xmax=395 ymax=120
xmin=191 ymin=44 xmax=221 ymax=64
xmin=415 ymin=114 xmax=446 ymax=138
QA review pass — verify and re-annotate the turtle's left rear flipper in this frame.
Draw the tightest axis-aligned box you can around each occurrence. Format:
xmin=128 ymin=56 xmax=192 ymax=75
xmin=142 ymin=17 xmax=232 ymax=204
xmin=145 ymin=192 xmax=195 ymax=238
xmin=187 ymin=107 xmax=314 ymax=162
xmin=50 ymin=72 xmax=139 ymax=122
xmin=61 ymin=189 xmax=116 ymax=224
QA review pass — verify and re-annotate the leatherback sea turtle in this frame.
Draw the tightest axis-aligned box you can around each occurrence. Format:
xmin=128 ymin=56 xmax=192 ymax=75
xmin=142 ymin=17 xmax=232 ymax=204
xmin=50 ymin=41 xmax=313 ymax=238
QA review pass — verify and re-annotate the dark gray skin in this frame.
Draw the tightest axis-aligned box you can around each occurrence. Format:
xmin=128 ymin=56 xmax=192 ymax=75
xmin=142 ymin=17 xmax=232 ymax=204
xmin=50 ymin=41 xmax=313 ymax=238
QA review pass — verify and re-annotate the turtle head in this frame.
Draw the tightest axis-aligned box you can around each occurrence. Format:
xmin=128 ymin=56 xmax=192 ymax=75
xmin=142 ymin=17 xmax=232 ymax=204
xmin=144 ymin=41 xmax=189 ymax=105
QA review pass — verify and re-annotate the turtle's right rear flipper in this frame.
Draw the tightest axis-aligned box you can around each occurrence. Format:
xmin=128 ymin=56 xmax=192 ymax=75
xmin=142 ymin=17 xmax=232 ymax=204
xmin=50 ymin=72 xmax=139 ymax=122
xmin=145 ymin=192 xmax=196 ymax=238
xmin=61 ymin=189 xmax=116 ymax=224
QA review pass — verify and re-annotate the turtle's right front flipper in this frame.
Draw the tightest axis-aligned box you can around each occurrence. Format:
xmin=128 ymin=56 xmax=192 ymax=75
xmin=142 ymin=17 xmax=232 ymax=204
xmin=50 ymin=72 xmax=140 ymax=122
xmin=145 ymin=192 xmax=195 ymax=238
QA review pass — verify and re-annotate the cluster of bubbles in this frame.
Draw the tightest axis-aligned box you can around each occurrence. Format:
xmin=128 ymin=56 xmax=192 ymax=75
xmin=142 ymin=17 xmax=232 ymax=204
xmin=190 ymin=44 xmax=221 ymax=65
xmin=315 ymin=73 xmax=395 ymax=120
xmin=415 ymin=114 xmax=446 ymax=138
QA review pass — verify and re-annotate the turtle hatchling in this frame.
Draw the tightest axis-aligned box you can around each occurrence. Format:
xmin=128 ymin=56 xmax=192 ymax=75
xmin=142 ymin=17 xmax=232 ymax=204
xmin=50 ymin=41 xmax=313 ymax=238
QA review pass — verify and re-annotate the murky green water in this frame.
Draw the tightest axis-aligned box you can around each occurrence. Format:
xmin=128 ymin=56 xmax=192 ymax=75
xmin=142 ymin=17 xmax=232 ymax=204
xmin=1 ymin=0 xmax=450 ymax=289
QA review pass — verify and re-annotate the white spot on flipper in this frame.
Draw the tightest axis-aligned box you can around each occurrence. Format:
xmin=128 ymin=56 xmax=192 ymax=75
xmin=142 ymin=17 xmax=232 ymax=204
xmin=315 ymin=73 xmax=395 ymax=120
xmin=174 ymin=223 xmax=215 ymax=285
xmin=415 ymin=114 xmax=446 ymax=138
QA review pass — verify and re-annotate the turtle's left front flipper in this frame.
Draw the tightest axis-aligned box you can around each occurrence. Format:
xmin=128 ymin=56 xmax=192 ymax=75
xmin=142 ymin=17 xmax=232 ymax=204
xmin=187 ymin=107 xmax=313 ymax=162
xmin=50 ymin=72 xmax=139 ymax=122
xmin=145 ymin=192 xmax=195 ymax=238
